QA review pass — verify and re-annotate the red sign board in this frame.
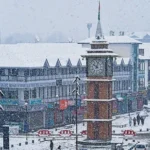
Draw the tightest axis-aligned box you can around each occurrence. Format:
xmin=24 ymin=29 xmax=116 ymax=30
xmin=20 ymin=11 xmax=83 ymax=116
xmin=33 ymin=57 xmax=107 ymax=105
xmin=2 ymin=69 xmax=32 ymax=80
xmin=59 ymin=100 xmax=68 ymax=110
xmin=123 ymin=130 xmax=136 ymax=136
xmin=59 ymin=129 xmax=72 ymax=137
xmin=38 ymin=129 xmax=51 ymax=136
xmin=80 ymin=130 xmax=87 ymax=135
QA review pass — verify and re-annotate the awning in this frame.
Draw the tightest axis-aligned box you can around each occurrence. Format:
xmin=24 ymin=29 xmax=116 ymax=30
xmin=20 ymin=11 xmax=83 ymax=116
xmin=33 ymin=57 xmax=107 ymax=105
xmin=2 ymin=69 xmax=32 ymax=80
xmin=117 ymin=97 xmax=123 ymax=101
xmin=116 ymin=94 xmax=124 ymax=101
xmin=111 ymin=98 xmax=116 ymax=101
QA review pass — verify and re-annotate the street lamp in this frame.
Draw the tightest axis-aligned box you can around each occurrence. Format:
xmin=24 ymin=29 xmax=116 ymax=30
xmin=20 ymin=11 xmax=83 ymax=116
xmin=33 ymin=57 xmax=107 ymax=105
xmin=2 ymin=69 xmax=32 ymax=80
xmin=24 ymin=102 xmax=28 ymax=142
xmin=56 ymin=94 xmax=59 ymax=105
xmin=127 ymin=87 xmax=131 ymax=116
xmin=55 ymin=94 xmax=60 ymax=129
xmin=72 ymin=76 xmax=80 ymax=150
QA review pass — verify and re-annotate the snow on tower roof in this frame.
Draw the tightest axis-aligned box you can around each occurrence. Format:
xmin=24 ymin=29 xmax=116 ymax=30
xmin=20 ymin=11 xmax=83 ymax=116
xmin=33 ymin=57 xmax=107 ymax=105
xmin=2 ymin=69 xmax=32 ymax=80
xmin=0 ymin=43 xmax=87 ymax=68
xmin=78 ymin=36 xmax=142 ymax=44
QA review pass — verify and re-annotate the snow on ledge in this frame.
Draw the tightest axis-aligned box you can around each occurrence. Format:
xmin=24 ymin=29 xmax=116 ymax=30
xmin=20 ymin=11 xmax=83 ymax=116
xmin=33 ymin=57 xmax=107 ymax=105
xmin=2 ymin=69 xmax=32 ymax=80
xmin=84 ymin=119 xmax=113 ymax=122
xmin=84 ymin=99 xmax=115 ymax=102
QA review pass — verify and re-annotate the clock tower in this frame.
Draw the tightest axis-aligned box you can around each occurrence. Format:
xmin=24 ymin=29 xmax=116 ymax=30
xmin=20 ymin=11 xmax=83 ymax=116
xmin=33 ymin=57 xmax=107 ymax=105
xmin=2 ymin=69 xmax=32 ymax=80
xmin=82 ymin=39 xmax=118 ymax=142
xmin=80 ymin=1 xmax=118 ymax=146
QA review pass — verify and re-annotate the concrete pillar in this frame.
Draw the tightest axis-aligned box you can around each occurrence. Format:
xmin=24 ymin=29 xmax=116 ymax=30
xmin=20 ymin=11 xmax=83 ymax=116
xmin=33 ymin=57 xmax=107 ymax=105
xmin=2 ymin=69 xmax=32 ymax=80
xmin=18 ymin=89 xmax=24 ymax=103
xmin=44 ymin=87 xmax=47 ymax=99
xmin=36 ymin=88 xmax=39 ymax=98
xmin=42 ymin=87 xmax=47 ymax=128
xmin=145 ymin=60 xmax=148 ymax=88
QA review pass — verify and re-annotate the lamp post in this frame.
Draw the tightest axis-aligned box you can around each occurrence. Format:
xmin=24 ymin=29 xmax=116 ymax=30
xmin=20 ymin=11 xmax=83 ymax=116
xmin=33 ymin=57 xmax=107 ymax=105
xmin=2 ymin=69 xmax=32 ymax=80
xmin=72 ymin=76 xmax=80 ymax=150
xmin=55 ymin=94 xmax=60 ymax=129
xmin=56 ymin=94 xmax=59 ymax=106
xmin=127 ymin=87 xmax=131 ymax=116
xmin=24 ymin=102 xmax=28 ymax=142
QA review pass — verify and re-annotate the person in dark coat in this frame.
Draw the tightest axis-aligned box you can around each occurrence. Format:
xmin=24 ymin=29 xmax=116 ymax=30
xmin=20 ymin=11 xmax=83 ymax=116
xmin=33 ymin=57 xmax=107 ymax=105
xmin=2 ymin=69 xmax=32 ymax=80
xmin=140 ymin=117 xmax=144 ymax=125
xmin=133 ymin=117 xmax=136 ymax=126
xmin=57 ymin=145 xmax=61 ymax=150
xmin=50 ymin=140 xmax=54 ymax=150
xmin=136 ymin=114 xmax=140 ymax=125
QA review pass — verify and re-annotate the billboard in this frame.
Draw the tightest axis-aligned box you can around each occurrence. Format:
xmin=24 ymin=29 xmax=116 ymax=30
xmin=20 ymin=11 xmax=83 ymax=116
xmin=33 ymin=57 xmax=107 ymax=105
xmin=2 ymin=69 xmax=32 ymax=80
xmin=0 ymin=99 xmax=18 ymax=105
xmin=59 ymin=100 xmax=68 ymax=110
xmin=29 ymin=99 xmax=42 ymax=105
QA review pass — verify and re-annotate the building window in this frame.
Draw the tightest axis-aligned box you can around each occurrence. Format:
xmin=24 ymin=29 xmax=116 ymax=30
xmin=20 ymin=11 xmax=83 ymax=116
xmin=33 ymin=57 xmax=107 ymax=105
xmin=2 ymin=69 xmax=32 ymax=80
xmin=108 ymin=83 xmax=111 ymax=99
xmin=94 ymin=83 xmax=99 ymax=99
xmin=62 ymin=85 xmax=67 ymax=97
xmin=24 ymin=90 xmax=29 ymax=99
xmin=24 ymin=69 xmax=29 ymax=76
xmin=93 ymin=122 xmax=99 ymax=140
xmin=5 ymin=89 xmax=18 ymax=99
xmin=47 ymin=87 xmax=51 ymax=98
xmin=51 ymin=86 xmax=56 ymax=98
xmin=139 ymin=49 xmax=144 ymax=56
xmin=139 ymin=61 xmax=145 ymax=72
xmin=0 ymin=69 xmax=5 ymax=76
xmin=58 ymin=86 xmax=63 ymax=97
xmin=8 ymin=69 xmax=18 ymax=76
xmin=39 ymin=69 xmax=44 ymax=76
xmin=108 ymin=103 xmax=111 ymax=119
xmin=139 ymin=77 xmax=145 ymax=88
xmin=94 ymin=102 xmax=99 ymax=119
xmin=32 ymin=88 xmax=36 ymax=98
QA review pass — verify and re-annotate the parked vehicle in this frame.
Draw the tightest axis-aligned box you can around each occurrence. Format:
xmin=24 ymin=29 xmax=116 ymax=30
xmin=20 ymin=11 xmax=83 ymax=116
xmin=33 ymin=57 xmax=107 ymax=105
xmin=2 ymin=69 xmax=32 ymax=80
xmin=135 ymin=142 xmax=148 ymax=150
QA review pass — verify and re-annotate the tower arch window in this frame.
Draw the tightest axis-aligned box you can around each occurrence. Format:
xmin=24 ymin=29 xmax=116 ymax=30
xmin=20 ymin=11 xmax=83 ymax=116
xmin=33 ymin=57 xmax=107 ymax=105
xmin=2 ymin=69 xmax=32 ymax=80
xmin=94 ymin=82 xmax=99 ymax=99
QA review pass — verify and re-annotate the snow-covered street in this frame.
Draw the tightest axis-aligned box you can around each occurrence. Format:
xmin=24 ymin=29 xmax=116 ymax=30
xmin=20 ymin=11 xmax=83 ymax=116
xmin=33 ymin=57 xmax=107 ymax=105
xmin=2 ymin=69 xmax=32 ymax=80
xmin=0 ymin=110 xmax=149 ymax=149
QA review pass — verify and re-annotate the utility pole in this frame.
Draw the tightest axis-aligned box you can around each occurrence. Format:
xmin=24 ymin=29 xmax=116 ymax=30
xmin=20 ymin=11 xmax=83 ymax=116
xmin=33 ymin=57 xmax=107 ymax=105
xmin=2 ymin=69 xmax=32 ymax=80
xmin=24 ymin=102 xmax=28 ymax=142
xmin=72 ymin=76 xmax=80 ymax=150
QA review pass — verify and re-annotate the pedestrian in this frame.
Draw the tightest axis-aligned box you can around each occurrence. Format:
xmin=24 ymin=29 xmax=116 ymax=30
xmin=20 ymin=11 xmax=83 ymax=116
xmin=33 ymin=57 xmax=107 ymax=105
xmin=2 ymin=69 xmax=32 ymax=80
xmin=136 ymin=114 xmax=140 ymax=125
xmin=72 ymin=115 xmax=74 ymax=124
xmin=50 ymin=140 xmax=54 ymax=150
xmin=57 ymin=145 xmax=61 ymax=150
xmin=141 ymin=117 xmax=144 ymax=125
xmin=133 ymin=117 xmax=136 ymax=126
xmin=129 ymin=116 xmax=132 ymax=126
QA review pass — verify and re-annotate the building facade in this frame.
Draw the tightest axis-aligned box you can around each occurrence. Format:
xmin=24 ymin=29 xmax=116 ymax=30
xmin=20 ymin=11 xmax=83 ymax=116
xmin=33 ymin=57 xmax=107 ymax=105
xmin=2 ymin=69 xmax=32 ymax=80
xmin=0 ymin=51 xmax=146 ymax=131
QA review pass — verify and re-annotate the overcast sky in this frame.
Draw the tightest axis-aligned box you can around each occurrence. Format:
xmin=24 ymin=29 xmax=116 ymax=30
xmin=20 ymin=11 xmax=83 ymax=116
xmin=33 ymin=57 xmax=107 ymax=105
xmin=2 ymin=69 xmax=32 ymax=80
xmin=0 ymin=0 xmax=150 ymax=41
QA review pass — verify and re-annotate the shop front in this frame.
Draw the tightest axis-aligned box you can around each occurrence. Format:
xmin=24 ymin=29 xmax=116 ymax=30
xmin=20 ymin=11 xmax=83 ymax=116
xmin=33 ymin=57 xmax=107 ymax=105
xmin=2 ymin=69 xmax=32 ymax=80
xmin=116 ymin=94 xmax=124 ymax=114
xmin=137 ymin=94 xmax=143 ymax=111
xmin=112 ymin=97 xmax=118 ymax=115
xmin=45 ymin=103 xmax=55 ymax=128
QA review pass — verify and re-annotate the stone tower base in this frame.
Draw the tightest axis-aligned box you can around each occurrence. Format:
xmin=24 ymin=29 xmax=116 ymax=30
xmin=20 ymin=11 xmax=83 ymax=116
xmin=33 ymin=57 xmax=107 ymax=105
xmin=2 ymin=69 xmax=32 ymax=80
xmin=78 ymin=140 xmax=112 ymax=150
xmin=78 ymin=139 xmax=123 ymax=150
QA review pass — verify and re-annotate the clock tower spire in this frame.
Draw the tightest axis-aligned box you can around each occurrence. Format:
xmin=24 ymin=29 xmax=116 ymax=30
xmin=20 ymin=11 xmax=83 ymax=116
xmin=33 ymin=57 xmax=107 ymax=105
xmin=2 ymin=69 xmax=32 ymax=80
xmin=95 ymin=0 xmax=103 ymax=39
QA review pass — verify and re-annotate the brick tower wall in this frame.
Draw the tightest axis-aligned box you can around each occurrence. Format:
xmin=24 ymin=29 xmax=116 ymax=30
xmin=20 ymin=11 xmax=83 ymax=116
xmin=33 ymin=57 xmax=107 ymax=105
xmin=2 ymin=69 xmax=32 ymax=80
xmin=86 ymin=78 xmax=113 ymax=140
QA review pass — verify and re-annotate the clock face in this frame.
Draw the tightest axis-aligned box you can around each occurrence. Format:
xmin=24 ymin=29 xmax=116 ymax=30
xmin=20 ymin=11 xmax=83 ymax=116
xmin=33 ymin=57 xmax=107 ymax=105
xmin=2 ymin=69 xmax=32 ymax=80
xmin=88 ymin=58 xmax=105 ymax=76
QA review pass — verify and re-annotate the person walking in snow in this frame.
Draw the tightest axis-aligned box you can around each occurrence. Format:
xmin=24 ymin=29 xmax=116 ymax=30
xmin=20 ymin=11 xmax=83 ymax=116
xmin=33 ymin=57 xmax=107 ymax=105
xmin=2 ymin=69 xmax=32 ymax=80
xmin=50 ymin=140 xmax=54 ymax=150
xmin=140 ymin=116 xmax=144 ymax=125
xmin=57 ymin=145 xmax=61 ymax=150
xmin=136 ymin=114 xmax=140 ymax=125
xmin=129 ymin=116 xmax=132 ymax=126
xmin=133 ymin=117 xmax=136 ymax=126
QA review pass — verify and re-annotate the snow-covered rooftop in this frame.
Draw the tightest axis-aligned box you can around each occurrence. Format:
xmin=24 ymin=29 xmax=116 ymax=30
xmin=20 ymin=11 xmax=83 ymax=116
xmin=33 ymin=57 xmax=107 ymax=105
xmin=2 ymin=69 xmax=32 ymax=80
xmin=128 ymin=32 xmax=150 ymax=39
xmin=0 ymin=43 xmax=87 ymax=67
xmin=78 ymin=36 xmax=142 ymax=44
xmin=0 ymin=43 xmax=132 ymax=68
xmin=115 ymin=57 xmax=131 ymax=65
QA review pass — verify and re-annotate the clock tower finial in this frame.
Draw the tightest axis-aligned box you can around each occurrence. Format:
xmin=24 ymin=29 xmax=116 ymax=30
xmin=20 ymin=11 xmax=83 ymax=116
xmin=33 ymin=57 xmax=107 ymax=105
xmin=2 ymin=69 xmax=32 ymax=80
xmin=98 ymin=0 xmax=100 ymax=21
xmin=95 ymin=0 xmax=103 ymax=39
